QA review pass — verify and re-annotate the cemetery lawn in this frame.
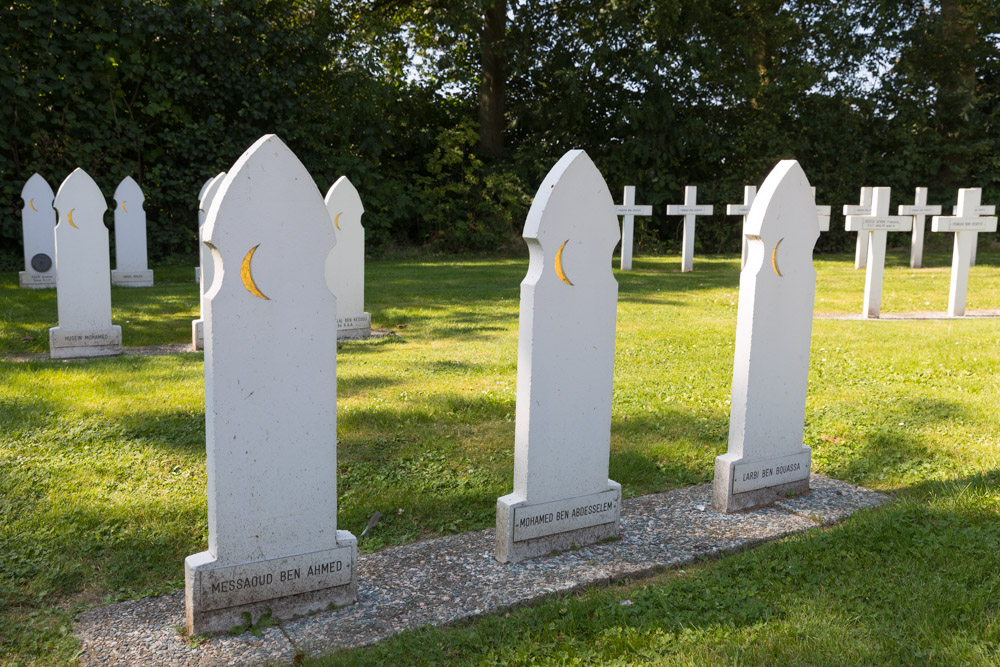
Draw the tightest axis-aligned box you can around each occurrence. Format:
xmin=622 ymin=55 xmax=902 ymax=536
xmin=1 ymin=247 xmax=999 ymax=665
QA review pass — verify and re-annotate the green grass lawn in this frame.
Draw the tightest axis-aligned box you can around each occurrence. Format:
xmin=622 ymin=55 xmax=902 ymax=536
xmin=1 ymin=246 xmax=998 ymax=665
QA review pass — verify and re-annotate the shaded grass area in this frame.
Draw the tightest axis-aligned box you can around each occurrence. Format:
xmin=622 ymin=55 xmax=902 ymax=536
xmin=0 ymin=247 xmax=998 ymax=664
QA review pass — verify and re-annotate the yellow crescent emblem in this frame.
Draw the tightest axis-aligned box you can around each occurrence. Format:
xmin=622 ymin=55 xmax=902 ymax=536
xmin=121 ymin=201 xmax=127 ymax=213
xmin=29 ymin=198 xmax=37 ymax=212
xmin=240 ymin=244 xmax=270 ymax=300
xmin=554 ymin=239 xmax=574 ymax=286
xmin=771 ymin=238 xmax=784 ymax=277
xmin=334 ymin=212 xmax=342 ymax=230
xmin=67 ymin=209 xmax=79 ymax=229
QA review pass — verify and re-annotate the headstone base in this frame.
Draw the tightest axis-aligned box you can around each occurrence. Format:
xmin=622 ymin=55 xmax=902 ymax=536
xmin=712 ymin=449 xmax=811 ymax=513
xmin=49 ymin=325 xmax=122 ymax=359
xmin=185 ymin=532 xmax=358 ymax=636
xmin=337 ymin=313 xmax=372 ymax=340
xmin=111 ymin=269 xmax=154 ymax=287
xmin=192 ymin=319 xmax=204 ymax=351
xmin=19 ymin=271 xmax=56 ymax=288
xmin=495 ymin=482 xmax=621 ymax=564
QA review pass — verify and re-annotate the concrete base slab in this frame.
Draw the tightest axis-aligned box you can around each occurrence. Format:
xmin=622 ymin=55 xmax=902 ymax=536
xmin=49 ymin=326 xmax=122 ymax=359
xmin=111 ymin=269 xmax=154 ymax=287
xmin=19 ymin=271 xmax=56 ymax=288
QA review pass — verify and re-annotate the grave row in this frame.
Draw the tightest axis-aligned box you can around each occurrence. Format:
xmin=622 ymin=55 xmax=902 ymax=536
xmin=20 ymin=173 xmax=153 ymax=289
xmin=182 ymin=135 xmax=824 ymax=635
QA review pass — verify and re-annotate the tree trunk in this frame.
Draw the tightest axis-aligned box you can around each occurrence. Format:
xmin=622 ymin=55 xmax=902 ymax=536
xmin=479 ymin=0 xmax=506 ymax=159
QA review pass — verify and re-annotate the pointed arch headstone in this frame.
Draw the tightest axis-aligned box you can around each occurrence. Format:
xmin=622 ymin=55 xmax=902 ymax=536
xmin=194 ymin=176 xmax=216 ymax=283
xmin=713 ymin=160 xmax=816 ymax=512
xmin=496 ymin=150 xmax=621 ymax=563
xmin=19 ymin=173 xmax=57 ymax=288
xmin=324 ymin=176 xmax=370 ymax=339
xmin=726 ymin=185 xmax=756 ymax=270
xmin=49 ymin=169 xmax=122 ymax=358
xmin=111 ymin=176 xmax=153 ymax=286
xmin=185 ymin=135 xmax=356 ymax=635
xmin=192 ymin=172 xmax=226 ymax=350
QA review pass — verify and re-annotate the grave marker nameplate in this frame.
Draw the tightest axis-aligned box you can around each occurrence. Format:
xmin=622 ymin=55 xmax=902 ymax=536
xmin=19 ymin=173 xmax=57 ymax=288
xmin=726 ymin=185 xmax=756 ymax=270
xmin=813 ymin=187 xmax=831 ymax=232
xmin=931 ymin=189 xmax=997 ymax=316
xmin=496 ymin=150 xmax=621 ymax=563
xmin=843 ymin=187 xmax=873 ymax=269
xmin=192 ymin=172 xmax=226 ymax=350
xmin=49 ymin=169 xmax=122 ymax=358
xmin=185 ymin=135 xmax=356 ymax=634
xmin=846 ymin=187 xmax=911 ymax=318
xmin=324 ymin=176 xmax=371 ymax=339
xmin=666 ymin=186 xmax=713 ymax=272
xmin=713 ymin=160 xmax=816 ymax=513
xmin=111 ymin=176 xmax=154 ymax=287
xmin=898 ymin=187 xmax=941 ymax=269
xmin=615 ymin=186 xmax=653 ymax=270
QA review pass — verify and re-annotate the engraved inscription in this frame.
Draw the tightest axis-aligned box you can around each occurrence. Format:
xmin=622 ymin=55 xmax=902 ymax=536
xmin=732 ymin=451 xmax=811 ymax=494
xmin=512 ymin=489 xmax=619 ymax=542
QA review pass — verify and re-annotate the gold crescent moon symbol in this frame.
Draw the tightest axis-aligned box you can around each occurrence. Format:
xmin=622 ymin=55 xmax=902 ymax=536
xmin=334 ymin=212 xmax=342 ymax=230
xmin=554 ymin=239 xmax=574 ymax=286
xmin=29 ymin=198 xmax=37 ymax=212
xmin=67 ymin=208 xmax=79 ymax=229
xmin=771 ymin=238 xmax=784 ymax=277
xmin=121 ymin=201 xmax=127 ymax=213
xmin=240 ymin=244 xmax=270 ymax=300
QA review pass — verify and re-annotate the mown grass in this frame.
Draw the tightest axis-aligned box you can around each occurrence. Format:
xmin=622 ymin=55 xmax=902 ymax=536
xmin=1 ymin=245 xmax=998 ymax=664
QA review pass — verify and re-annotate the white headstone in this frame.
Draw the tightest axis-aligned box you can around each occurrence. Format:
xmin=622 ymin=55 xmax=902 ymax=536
xmin=615 ymin=185 xmax=653 ymax=271
xmin=726 ymin=185 xmax=756 ymax=270
xmin=713 ymin=160 xmax=816 ymax=513
xmin=496 ymin=150 xmax=621 ymax=563
xmin=843 ymin=187 xmax=873 ymax=268
xmin=897 ymin=187 xmax=941 ymax=269
xmin=195 ymin=176 xmax=216 ymax=283
xmin=846 ymin=187 xmax=912 ymax=318
xmin=666 ymin=186 xmax=713 ymax=272
xmin=813 ymin=187 xmax=831 ymax=232
xmin=931 ymin=189 xmax=997 ymax=317
xmin=192 ymin=173 xmax=226 ymax=350
xmin=49 ymin=169 xmax=122 ymax=358
xmin=324 ymin=176 xmax=370 ymax=339
xmin=185 ymin=135 xmax=356 ymax=635
xmin=19 ymin=173 xmax=57 ymax=288
xmin=111 ymin=176 xmax=154 ymax=287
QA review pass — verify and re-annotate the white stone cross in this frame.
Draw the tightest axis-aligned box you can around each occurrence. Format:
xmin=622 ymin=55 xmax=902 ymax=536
xmin=931 ymin=188 xmax=998 ymax=316
xmin=496 ymin=150 xmax=621 ymax=563
xmin=726 ymin=185 xmax=756 ymax=270
xmin=963 ymin=202 xmax=994 ymax=267
xmin=615 ymin=185 xmax=653 ymax=270
xmin=845 ymin=187 xmax=912 ymax=318
xmin=191 ymin=172 xmax=226 ymax=350
xmin=185 ymin=135 xmax=357 ymax=635
xmin=325 ymin=176 xmax=371 ymax=339
xmin=713 ymin=160 xmax=816 ymax=513
xmin=111 ymin=176 xmax=153 ymax=287
xmin=49 ymin=169 xmax=122 ymax=358
xmin=813 ymin=187 xmax=831 ymax=232
xmin=19 ymin=173 xmax=57 ymax=288
xmin=898 ymin=187 xmax=941 ymax=269
xmin=666 ymin=185 xmax=713 ymax=272
xmin=843 ymin=187 xmax=874 ymax=268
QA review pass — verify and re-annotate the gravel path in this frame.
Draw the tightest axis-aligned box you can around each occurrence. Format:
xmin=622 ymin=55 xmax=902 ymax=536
xmin=74 ymin=474 xmax=887 ymax=666
xmin=815 ymin=309 xmax=1000 ymax=320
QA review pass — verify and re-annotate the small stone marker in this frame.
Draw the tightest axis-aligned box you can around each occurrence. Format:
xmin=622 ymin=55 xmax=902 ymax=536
xmin=615 ymin=185 xmax=653 ymax=270
xmin=726 ymin=185 xmax=756 ymax=270
xmin=191 ymin=172 xmax=226 ymax=350
xmin=666 ymin=186 xmax=713 ymax=272
xmin=111 ymin=176 xmax=154 ymax=287
xmin=843 ymin=187 xmax=874 ymax=269
xmin=898 ymin=187 xmax=941 ymax=269
xmin=185 ymin=135 xmax=356 ymax=635
xmin=813 ymin=187 xmax=831 ymax=232
xmin=496 ymin=150 xmax=621 ymax=563
xmin=931 ymin=188 xmax=998 ymax=316
xmin=846 ymin=187 xmax=912 ymax=318
xmin=713 ymin=160 xmax=816 ymax=513
xmin=324 ymin=176 xmax=371 ymax=339
xmin=49 ymin=169 xmax=122 ymax=359
xmin=19 ymin=173 xmax=57 ymax=288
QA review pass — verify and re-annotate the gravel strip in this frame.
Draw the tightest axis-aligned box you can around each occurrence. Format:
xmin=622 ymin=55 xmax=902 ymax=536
xmin=815 ymin=309 xmax=1000 ymax=321
xmin=74 ymin=474 xmax=888 ymax=666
